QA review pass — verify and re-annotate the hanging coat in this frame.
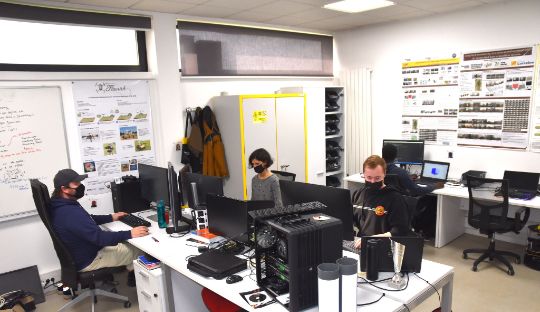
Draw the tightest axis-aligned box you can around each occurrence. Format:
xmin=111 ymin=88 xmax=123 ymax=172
xmin=187 ymin=107 xmax=204 ymax=173
xmin=202 ymin=106 xmax=229 ymax=177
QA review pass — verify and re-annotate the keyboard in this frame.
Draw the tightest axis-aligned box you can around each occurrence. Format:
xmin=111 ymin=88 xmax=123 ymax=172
xmin=248 ymin=201 xmax=326 ymax=220
xmin=342 ymin=240 xmax=360 ymax=254
xmin=120 ymin=214 xmax=151 ymax=227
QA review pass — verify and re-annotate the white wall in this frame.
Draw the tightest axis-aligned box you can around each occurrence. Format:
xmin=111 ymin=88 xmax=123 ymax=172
xmin=336 ymin=0 xmax=540 ymax=179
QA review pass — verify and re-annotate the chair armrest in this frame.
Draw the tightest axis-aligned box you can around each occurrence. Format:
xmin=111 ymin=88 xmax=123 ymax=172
xmin=513 ymin=207 xmax=530 ymax=233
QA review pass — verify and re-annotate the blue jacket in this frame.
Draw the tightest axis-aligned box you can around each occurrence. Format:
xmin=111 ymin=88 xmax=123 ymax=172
xmin=386 ymin=163 xmax=434 ymax=197
xmin=50 ymin=198 xmax=131 ymax=271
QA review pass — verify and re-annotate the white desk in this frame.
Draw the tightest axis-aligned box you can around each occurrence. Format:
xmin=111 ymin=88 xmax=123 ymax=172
xmin=102 ymin=210 xmax=453 ymax=311
xmin=344 ymin=173 xmax=540 ymax=247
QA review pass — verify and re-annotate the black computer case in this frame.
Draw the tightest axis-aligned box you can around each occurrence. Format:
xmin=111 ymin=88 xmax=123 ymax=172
xmin=254 ymin=213 xmax=342 ymax=312
xmin=111 ymin=179 xmax=149 ymax=213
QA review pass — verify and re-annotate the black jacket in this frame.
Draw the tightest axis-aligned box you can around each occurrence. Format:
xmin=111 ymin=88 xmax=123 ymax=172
xmin=353 ymin=186 xmax=409 ymax=237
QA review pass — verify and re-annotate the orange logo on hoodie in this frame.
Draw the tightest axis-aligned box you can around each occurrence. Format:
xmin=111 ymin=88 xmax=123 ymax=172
xmin=374 ymin=206 xmax=386 ymax=216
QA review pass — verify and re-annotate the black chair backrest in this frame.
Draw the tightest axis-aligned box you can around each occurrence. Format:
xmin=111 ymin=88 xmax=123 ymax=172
xmin=466 ymin=176 xmax=510 ymax=234
xmin=30 ymin=179 xmax=78 ymax=288
xmin=384 ymin=174 xmax=406 ymax=194
xmin=271 ymin=170 xmax=296 ymax=181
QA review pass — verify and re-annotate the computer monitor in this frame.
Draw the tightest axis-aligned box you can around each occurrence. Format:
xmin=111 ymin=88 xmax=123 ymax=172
xmin=168 ymin=162 xmax=190 ymax=233
xmin=206 ymin=194 xmax=273 ymax=244
xmin=279 ymin=180 xmax=354 ymax=240
xmin=181 ymin=172 xmax=224 ymax=209
xmin=383 ymin=139 xmax=424 ymax=165
xmin=139 ymin=164 xmax=170 ymax=206
xmin=503 ymin=170 xmax=540 ymax=191
xmin=421 ymin=161 xmax=450 ymax=181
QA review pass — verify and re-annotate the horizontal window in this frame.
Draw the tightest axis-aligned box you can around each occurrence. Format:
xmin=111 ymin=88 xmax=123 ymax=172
xmin=178 ymin=21 xmax=333 ymax=77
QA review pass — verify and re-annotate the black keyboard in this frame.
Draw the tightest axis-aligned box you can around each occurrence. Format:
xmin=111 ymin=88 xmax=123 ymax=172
xmin=342 ymin=240 xmax=360 ymax=254
xmin=249 ymin=201 xmax=326 ymax=220
xmin=120 ymin=214 xmax=151 ymax=227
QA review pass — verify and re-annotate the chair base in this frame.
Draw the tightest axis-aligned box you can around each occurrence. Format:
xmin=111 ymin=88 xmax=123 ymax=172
xmin=58 ymin=288 xmax=130 ymax=312
xmin=463 ymin=236 xmax=520 ymax=276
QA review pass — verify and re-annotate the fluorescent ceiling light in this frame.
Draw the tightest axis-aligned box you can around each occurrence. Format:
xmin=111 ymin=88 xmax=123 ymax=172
xmin=323 ymin=0 xmax=394 ymax=13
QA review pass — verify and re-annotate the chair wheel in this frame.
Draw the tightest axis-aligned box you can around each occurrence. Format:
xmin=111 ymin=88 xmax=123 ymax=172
xmin=124 ymin=301 xmax=132 ymax=308
xmin=94 ymin=296 xmax=98 ymax=303
xmin=516 ymin=258 xmax=521 ymax=264
xmin=111 ymin=288 xmax=118 ymax=294
xmin=508 ymin=269 xmax=515 ymax=276
xmin=463 ymin=253 xmax=468 ymax=259
xmin=472 ymin=266 xmax=477 ymax=272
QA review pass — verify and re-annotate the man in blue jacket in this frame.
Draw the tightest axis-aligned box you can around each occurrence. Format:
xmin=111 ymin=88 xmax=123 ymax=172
xmin=50 ymin=169 xmax=148 ymax=286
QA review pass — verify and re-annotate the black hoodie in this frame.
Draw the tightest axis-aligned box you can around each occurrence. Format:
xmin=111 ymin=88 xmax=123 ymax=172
xmin=353 ymin=186 xmax=409 ymax=237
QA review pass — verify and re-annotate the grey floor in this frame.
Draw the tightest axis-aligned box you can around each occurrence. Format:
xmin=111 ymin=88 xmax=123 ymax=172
xmin=37 ymin=234 xmax=540 ymax=312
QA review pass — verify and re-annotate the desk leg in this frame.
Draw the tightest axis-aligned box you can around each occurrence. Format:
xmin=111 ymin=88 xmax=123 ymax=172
xmin=440 ymin=274 xmax=453 ymax=312
xmin=162 ymin=265 xmax=174 ymax=312
xmin=435 ymin=195 xmax=465 ymax=248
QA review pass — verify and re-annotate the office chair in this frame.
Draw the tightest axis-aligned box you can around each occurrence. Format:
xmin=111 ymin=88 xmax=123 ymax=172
xmin=384 ymin=174 xmax=418 ymax=230
xmin=463 ymin=176 xmax=530 ymax=276
xmin=30 ymin=179 xmax=132 ymax=311
xmin=271 ymin=170 xmax=296 ymax=181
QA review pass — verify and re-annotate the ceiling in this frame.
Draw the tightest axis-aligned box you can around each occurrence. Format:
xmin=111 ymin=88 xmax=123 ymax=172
xmin=43 ymin=0 xmax=506 ymax=32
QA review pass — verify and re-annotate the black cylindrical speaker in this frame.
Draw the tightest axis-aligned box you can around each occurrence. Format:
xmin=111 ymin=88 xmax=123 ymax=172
xmin=366 ymin=239 xmax=379 ymax=281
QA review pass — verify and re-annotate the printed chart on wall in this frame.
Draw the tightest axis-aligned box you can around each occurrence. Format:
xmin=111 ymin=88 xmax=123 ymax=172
xmin=73 ymin=81 xmax=156 ymax=195
xmin=458 ymin=47 xmax=536 ymax=149
xmin=401 ymin=57 xmax=460 ymax=145
xmin=531 ymin=45 xmax=540 ymax=152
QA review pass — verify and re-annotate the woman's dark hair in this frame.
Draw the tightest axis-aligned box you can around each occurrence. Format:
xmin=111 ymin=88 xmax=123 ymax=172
xmin=248 ymin=148 xmax=273 ymax=168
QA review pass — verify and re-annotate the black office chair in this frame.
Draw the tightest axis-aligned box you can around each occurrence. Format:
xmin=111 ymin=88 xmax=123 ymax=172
xmin=463 ymin=176 xmax=530 ymax=275
xmin=271 ymin=170 xmax=296 ymax=181
xmin=30 ymin=179 xmax=132 ymax=310
xmin=384 ymin=174 xmax=418 ymax=230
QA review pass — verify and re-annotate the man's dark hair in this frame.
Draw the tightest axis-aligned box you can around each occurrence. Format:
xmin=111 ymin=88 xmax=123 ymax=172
xmin=382 ymin=143 xmax=398 ymax=163
xmin=248 ymin=148 xmax=273 ymax=168
xmin=51 ymin=188 xmax=62 ymax=199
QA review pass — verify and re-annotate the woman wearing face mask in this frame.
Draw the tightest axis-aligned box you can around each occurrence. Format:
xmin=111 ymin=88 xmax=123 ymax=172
xmin=352 ymin=155 xmax=409 ymax=242
xmin=248 ymin=148 xmax=283 ymax=208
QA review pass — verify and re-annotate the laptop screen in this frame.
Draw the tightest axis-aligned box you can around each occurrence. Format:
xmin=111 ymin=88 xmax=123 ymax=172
xmin=503 ymin=171 xmax=540 ymax=191
xmin=421 ymin=161 xmax=449 ymax=181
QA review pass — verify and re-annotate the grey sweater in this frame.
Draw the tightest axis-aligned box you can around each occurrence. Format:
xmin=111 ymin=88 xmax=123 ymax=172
xmin=251 ymin=174 xmax=283 ymax=208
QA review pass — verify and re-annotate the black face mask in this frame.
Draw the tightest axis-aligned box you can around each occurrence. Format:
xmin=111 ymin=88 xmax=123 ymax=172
xmin=254 ymin=164 xmax=265 ymax=174
xmin=365 ymin=180 xmax=383 ymax=190
xmin=69 ymin=184 xmax=85 ymax=199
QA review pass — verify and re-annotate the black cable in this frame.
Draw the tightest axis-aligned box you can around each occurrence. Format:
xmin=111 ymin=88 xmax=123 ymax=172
xmin=413 ymin=272 xmax=440 ymax=302
xmin=357 ymin=276 xmax=393 ymax=284
xmin=357 ymin=293 xmax=385 ymax=306
xmin=357 ymin=273 xmax=409 ymax=291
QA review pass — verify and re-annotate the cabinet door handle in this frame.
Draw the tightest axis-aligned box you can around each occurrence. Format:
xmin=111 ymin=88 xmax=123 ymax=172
xmin=138 ymin=271 xmax=149 ymax=278
xmin=141 ymin=291 xmax=151 ymax=298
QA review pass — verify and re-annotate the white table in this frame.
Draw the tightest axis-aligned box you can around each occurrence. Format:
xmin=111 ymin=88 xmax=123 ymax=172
xmin=344 ymin=173 xmax=540 ymax=247
xmin=102 ymin=210 xmax=453 ymax=311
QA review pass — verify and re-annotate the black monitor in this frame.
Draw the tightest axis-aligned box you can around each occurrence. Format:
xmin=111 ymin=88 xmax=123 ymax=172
xmin=139 ymin=163 xmax=170 ymax=206
xmin=382 ymin=139 xmax=424 ymax=165
xmin=181 ymin=172 xmax=224 ymax=209
xmin=168 ymin=162 xmax=190 ymax=233
xmin=503 ymin=170 xmax=540 ymax=191
xmin=207 ymin=194 xmax=273 ymax=244
xmin=279 ymin=180 xmax=354 ymax=240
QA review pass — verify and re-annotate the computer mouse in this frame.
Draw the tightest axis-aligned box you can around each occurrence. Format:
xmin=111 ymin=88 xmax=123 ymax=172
xmin=226 ymin=274 xmax=243 ymax=284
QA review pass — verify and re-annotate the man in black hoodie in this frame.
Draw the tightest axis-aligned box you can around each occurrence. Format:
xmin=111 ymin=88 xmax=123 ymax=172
xmin=353 ymin=155 xmax=409 ymax=242
xmin=49 ymin=169 xmax=148 ymax=285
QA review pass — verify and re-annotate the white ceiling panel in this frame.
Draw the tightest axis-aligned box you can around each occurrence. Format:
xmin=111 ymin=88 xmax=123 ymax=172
xmin=366 ymin=4 xmax=421 ymax=17
xmin=266 ymin=7 xmax=345 ymax=25
xmin=204 ymin=0 xmax=274 ymax=10
xmin=165 ymin=0 xmax=210 ymax=4
xmin=251 ymin=1 xmax=316 ymax=15
xmin=430 ymin=0 xmax=484 ymax=13
xmin=227 ymin=10 xmax=289 ymax=23
xmin=129 ymin=0 xmax=195 ymax=13
xmin=181 ymin=5 xmax=243 ymax=18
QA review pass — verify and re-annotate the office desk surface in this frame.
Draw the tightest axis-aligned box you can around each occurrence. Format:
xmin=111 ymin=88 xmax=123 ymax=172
xmin=102 ymin=210 xmax=452 ymax=312
xmin=345 ymin=173 xmax=540 ymax=209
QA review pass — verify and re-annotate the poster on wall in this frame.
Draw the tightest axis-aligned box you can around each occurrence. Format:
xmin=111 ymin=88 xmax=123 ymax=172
xmin=401 ymin=57 xmax=460 ymax=145
xmin=73 ymin=80 xmax=156 ymax=195
xmin=530 ymin=45 xmax=540 ymax=152
xmin=457 ymin=47 xmax=536 ymax=149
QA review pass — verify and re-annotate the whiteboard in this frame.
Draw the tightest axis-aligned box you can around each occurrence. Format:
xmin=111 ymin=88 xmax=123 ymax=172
xmin=0 ymin=87 xmax=69 ymax=221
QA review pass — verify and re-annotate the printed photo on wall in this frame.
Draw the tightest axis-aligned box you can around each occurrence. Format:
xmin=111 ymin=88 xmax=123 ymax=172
xmin=135 ymin=140 xmax=151 ymax=152
xmin=119 ymin=126 xmax=138 ymax=140
xmin=103 ymin=142 xmax=117 ymax=156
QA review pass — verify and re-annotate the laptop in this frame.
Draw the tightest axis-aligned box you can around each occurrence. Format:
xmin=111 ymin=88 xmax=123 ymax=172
xmin=416 ymin=160 xmax=450 ymax=187
xmin=360 ymin=236 xmax=424 ymax=273
xmin=502 ymin=170 xmax=540 ymax=199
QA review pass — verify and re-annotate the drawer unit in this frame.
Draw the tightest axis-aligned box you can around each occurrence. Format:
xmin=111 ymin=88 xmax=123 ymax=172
xmin=133 ymin=260 xmax=169 ymax=312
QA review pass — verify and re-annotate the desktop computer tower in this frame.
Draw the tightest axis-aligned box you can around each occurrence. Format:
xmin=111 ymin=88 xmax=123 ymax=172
xmin=254 ymin=212 xmax=342 ymax=312
xmin=111 ymin=179 xmax=149 ymax=213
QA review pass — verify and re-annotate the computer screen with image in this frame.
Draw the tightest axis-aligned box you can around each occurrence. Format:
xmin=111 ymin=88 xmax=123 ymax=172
xmin=421 ymin=161 xmax=449 ymax=180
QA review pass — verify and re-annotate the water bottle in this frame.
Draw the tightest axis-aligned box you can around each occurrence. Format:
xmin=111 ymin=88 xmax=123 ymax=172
xmin=157 ymin=200 xmax=167 ymax=228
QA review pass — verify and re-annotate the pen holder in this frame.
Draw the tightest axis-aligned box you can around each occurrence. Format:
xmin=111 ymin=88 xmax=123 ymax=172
xmin=337 ymin=257 xmax=358 ymax=312
xmin=317 ymin=263 xmax=339 ymax=312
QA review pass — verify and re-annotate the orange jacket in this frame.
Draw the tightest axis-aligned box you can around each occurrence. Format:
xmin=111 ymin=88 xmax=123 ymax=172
xmin=202 ymin=107 xmax=229 ymax=177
